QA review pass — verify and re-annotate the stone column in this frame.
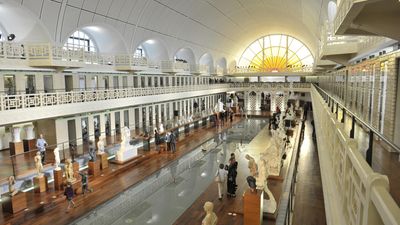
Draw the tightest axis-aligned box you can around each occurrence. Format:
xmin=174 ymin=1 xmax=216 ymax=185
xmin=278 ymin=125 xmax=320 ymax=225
xmin=100 ymin=114 xmax=106 ymax=136
xmin=110 ymin=112 xmax=116 ymax=136
xmin=129 ymin=108 xmax=135 ymax=129
xmin=88 ymin=116 xmax=95 ymax=140
xmin=120 ymin=110 xmax=125 ymax=129
xmin=75 ymin=118 xmax=83 ymax=146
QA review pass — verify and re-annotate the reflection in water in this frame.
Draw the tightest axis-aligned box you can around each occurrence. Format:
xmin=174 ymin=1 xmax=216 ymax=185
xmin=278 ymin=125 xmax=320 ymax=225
xmin=77 ymin=119 xmax=267 ymax=225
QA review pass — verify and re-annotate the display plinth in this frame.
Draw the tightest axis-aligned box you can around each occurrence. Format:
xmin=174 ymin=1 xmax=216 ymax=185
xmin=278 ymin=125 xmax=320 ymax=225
xmin=70 ymin=179 xmax=82 ymax=194
xmin=72 ymin=161 xmax=79 ymax=174
xmin=88 ymin=161 xmax=100 ymax=176
xmin=23 ymin=139 xmax=36 ymax=152
xmin=115 ymin=147 xmax=138 ymax=164
xmin=33 ymin=176 xmax=48 ymax=193
xmin=9 ymin=142 xmax=24 ymax=156
xmin=1 ymin=193 xmax=27 ymax=214
xmin=53 ymin=169 xmax=63 ymax=190
xmin=97 ymin=153 xmax=109 ymax=169
xmin=243 ymin=189 xmax=263 ymax=225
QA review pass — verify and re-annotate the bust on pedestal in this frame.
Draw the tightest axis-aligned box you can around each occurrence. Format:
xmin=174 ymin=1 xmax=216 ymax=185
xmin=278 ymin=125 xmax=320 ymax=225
xmin=97 ymin=135 xmax=109 ymax=169
xmin=202 ymin=201 xmax=217 ymax=225
xmin=53 ymin=148 xmax=63 ymax=190
xmin=115 ymin=127 xmax=138 ymax=164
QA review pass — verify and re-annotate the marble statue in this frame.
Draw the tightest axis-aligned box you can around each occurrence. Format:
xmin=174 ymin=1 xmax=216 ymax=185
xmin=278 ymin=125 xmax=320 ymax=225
xmin=159 ymin=124 xmax=165 ymax=133
xmin=245 ymin=154 xmax=258 ymax=176
xmin=256 ymin=154 xmax=277 ymax=214
xmin=97 ymin=135 xmax=106 ymax=154
xmin=115 ymin=127 xmax=137 ymax=162
xmin=88 ymin=140 xmax=96 ymax=161
xmin=65 ymin=158 xmax=76 ymax=182
xmin=214 ymin=98 xmax=225 ymax=113
xmin=8 ymin=176 xmax=18 ymax=196
xmin=34 ymin=152 xmax=44 ymax=177
xmin=23 ymin=125 xmax=34 ymax=140
xmin=54 ymin=147 xmax=61 ymax=171
xmin=285 ymin=102 xmax=295 ymax=121
xmin=295 ymin=99 xmax=300 ymax=111
xmin=11 ymin=127 xmax=21 ymax=143
xmin=202 ymin=201 xmax=218 ymax=225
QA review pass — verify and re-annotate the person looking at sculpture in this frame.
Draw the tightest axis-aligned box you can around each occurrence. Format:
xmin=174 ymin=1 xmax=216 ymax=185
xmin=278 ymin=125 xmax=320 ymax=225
xmin=36 ymin=134 xmax=47 ymax=164
xmin=79 ymin=171 xmax=93 ymax=195
xmin=215 ymin=163 xmax=228 ymax=200
xmin=88 ymin=140 xmax=96 ymax=162
xmin=170 ymin=131 xmax=177 ymax=153
xmin=154 ymin=129 xmax=161 ymax=152
xmin=227 ymin=154 xmax=238 ymax=197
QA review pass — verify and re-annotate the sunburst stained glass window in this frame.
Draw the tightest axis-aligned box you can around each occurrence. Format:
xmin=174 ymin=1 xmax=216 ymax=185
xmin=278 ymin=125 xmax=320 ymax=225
xmin=238 ymin=34 xmax=314 ymax=72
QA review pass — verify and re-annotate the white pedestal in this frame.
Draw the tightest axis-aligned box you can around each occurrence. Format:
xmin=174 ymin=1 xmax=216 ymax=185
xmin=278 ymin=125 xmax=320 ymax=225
xmin=115 ymin=146 xmax=138 ymax=164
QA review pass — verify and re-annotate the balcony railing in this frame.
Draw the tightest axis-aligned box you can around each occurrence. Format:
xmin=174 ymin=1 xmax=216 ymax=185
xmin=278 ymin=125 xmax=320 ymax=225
xmin=0 ymin=84 xmax=229 ymax=111
xmin=232 ymin=65 xmax=313 ymax=74
xmin=334 ymin=0 xmax=357 ymax=34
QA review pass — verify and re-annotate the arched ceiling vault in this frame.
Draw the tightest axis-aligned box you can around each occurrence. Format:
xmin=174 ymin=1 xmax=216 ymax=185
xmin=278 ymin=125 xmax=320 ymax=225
xmin=3 ymin=0 xmax=330 ymax=62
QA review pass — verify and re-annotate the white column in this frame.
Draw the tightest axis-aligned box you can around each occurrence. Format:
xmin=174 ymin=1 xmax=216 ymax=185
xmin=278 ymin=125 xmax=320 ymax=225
xmin=55 ymin=119 xmax=69 ymax=150
xmin=15 ymin=72 xmax=25 ymax=93
xmin=110 ymin=112 xmax=116 ymax=136
xmin=88 ymin=115 xmax=95 ymax=140
xmin=129 ymin=108 xmax=135 ymax=129
xmin=75 ymin=118 xmax=83 ymax=146
xmin=157 ymin=104 xmax=161 ymax=124
xmin=100 ymin=114 xmax=106 ymax=136
xmin=35 ymin=73 xmax=44 ymax=93
xmin=120 ymin=110 xmax=125 ymax=128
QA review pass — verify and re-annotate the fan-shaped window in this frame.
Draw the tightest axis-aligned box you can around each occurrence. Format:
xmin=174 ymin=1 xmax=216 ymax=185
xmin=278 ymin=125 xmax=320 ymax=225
xmin=238 ymin=34 xmax=314 ymax=72
xmin=63 ymin=30 xmax=97 ymax=52
xmin=135 ymin=45 xmax=145 ymax=58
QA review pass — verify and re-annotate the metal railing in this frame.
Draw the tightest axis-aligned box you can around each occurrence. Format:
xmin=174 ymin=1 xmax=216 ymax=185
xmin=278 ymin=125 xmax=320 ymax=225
xmin=310 ymin=84 xmax=400 ymax=225
xmin=276 ymin=112 xmax=305 ymax=225
xmin=314 ymin=84 xmax=400 ymax=154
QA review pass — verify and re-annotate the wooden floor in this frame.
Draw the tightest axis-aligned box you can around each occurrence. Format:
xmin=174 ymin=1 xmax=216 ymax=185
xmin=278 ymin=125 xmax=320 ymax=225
xmin=292 ymin=114 xmax=326 ymax=225
xmin=0 ymin=118 xmax=241 ymax=225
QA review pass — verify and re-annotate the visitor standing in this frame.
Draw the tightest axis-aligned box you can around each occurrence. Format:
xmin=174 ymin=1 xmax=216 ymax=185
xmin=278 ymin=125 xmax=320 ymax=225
xmin=165 ymin=131 xmax=171 ymax=151
xmin=36 ymin=134 xmax=47 ymax=164
xmin=154 ymin=129 xmax=161 ymax=152
xmin=227 ymin=154 xmax=238 ymax=197
xmin=215 ymin=163 xmax=228 ymax=200
xmin=64 ymin=182 xmax=76 ymax=212
xmin=170 ymin=131 xmax=177 ymax=153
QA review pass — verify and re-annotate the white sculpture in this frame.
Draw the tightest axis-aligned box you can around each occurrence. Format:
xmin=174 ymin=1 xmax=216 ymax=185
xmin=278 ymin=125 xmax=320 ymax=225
xmin=115 ymin=127 xmax=137 ymax=163
xmin=245 ymin=154 xmax=258 ymax=176
xmin=214 ymin=98 xmax=225 ymax=113
xmin=97 ymin=135 xmax=106 ymax=154
xmin=202 ymin=201 xmax=218 ymax=225
xmin=159 ymin=124 xmax=165 ymax=133
xmin=24 ymin=125 xmax=35 ymax=140
xmin=256 ymin=154 xmax=277 ymax=214
xmin=11 ymin=127 xmax=21 ymax=143
xmin=34 ymin=152 xmax=44 ymax=177
xmin=286 ymin=103 xmax=295 ymax=121
xmin=53 ymin=147 xmax=61 ymax=171
xmin=8 ymin=176 xmax=18 ymax=196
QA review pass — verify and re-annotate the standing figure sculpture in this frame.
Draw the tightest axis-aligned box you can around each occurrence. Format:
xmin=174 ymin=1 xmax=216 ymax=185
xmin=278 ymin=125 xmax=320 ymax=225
xmin=54 ymin=147 xmax=61 ymax=171
xmin=159 ymin=123 xmax=165 ymax=133
xmin=245 ymin=154 xmax=258 ymax=176
xmin=202 ymin=201 xmax=218 ymax=225
xmin=97 ymin=135 xmax=106 ymax=154
xmin=88 ymin=140 xmax=96 ymax=161
xmin=256 ymin=154 xmax=277 ymax=214
xmin=34 ymin=152 xmax=44 ymax=177
xmin=65 ymin=158 xmax=76 ymax=183
xmin=214 ymin=98 xmax=225 ymax=123
xmin=8 ymin=176 xmax=18 ymax=196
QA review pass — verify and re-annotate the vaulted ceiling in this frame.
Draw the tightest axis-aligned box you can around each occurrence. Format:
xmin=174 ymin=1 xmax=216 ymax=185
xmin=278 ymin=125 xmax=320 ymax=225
xmin=1 ymin=0 xmax=330 ymax=63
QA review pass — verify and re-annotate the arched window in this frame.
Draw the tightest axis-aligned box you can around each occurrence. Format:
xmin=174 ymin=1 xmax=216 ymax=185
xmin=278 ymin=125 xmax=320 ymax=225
xmin=134 ymin=45 xmax=145 ymax=58
xmin=238 ymin=34 xmax=314 ymax=72
xmin=64 ymin=30 xmax=97 ymax=52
